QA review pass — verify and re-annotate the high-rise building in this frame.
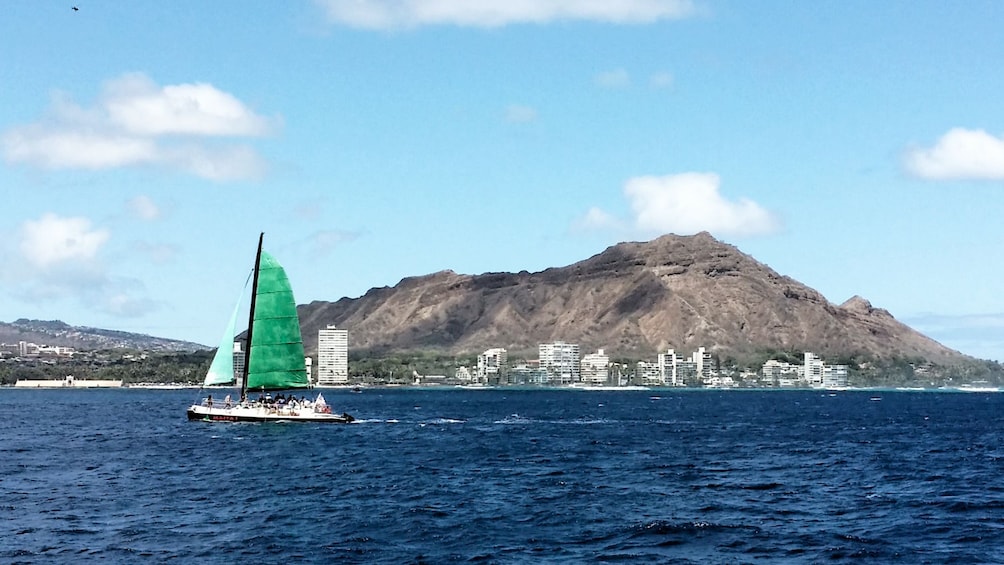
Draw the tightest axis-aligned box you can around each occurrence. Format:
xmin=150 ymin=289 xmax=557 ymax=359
xmin=233 ymin=340 xmax=245 ymax=384
xmin=761 ymin=359 xmax=799 ymax=386
xmin=317 ymin=325 xmax=349 ymax=385
xmin=822 ymin=364 xmax=848 ymax=388
xmin=477 ymin=348 xmax=508 ymax=384
xmin=581 ymin=349 xmax=610 ymax=386
xmin=539 ymin=341 xmax=580 ymax=385
xmin=693 ymin=346 xmax=713 ymax=378
xmin=803 ymin=352 xmax=824 ymax=386
xmin=635 ymin=361 xmax=662 ymax=386
xmin=658 ymin=349 xmax=681 ymax=386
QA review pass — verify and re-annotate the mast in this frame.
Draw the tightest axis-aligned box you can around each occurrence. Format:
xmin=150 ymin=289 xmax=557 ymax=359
xmin=240 ymin=232 xmax=264 ymax=401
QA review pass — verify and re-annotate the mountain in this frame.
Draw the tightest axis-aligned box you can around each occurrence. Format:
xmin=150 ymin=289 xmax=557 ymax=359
xmin=298 ymin=232 xmax=964 ymax=364
xmin=0 ymin=319 xmax=208 ymax=352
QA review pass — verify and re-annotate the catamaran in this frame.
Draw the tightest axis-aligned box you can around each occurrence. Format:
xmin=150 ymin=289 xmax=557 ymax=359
xmin=187 ymin=233 xmax=354 ymax=423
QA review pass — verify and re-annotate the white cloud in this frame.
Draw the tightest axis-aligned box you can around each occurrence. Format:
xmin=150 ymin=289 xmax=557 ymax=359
xmin=573 ymin=206 xmax=624 ymax=232
xmin=625 ymin=173 xmax=780 ymax=237
xmin=134 ymin=241 xmax=178 ymax=264
xmin=314 ymin=0 xmax=697 ymax=29
xmin=310 ymin=229 xmax=360 ymax=256
xmin=505 ymin=104 xmax=538 ymax=123
xmin=1 ymin=73 xmax=276 ymax=181
xmin=575 ymin=173 xmax=780 ymax=239
xmin=595 ymin=69 xmax=631 ymax=89
xmin=101 ymin=285 xmax=159 ymax=318
xmin=904 ymin=128 xmax=1004 ymax=180
xmin=294 ymin=198 xmax=326 ymax=222
xmin=650 ymin=71 xmax=674 ymax=89
xmin=163 ymin=144 xmax=268 ymax=181
xmin=3 ymin=128 xmax=158 ymax=170
xmin=19 ymin=213 xmax=110 ymax=269
xmin=3 ymin=214 xmax=157 ymax=318
xmin=102 ymin=74 xmax=273 ymax=137
xmin=127 ymin=195 xmax=161 ymax=221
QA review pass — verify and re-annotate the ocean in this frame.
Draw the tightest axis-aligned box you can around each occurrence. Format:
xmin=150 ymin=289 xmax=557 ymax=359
xmin=2 ymin=387 xmax=1003 ymax=563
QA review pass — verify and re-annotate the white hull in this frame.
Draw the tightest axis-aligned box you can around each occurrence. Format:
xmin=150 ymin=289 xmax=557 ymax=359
xmin=187 ymin=404 xmax=354 ymax=423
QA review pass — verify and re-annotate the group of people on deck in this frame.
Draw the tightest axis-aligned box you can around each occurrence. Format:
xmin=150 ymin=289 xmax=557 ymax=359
xmin=202 ymin=392 xmax=329 ymax=414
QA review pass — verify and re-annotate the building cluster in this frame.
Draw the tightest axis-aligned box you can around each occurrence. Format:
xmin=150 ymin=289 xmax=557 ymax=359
xmin=761 ymin=353 xmax=848 ymax=388
xmin=455 ymin=343 xmax=740 ymax=388
xmin=231 ymin=325 xmax=851 ymax=389
xmin=455 ymin=344 xmax=847 ymax=389
xmin=0 ymin=341 xmax=76 ymax=360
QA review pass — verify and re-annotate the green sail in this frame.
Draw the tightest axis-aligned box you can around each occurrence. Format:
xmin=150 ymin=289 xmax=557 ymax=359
xmin=245 ymin=250 xmax=309 ymax=391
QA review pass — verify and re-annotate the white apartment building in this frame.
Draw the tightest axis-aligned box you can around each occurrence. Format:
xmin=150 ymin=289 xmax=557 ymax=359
xmin=233 ymin=341 xmax=245 ymax=383
xmin=762 ymin=353 xmax=849 ymax=388
xmin=539 ymin=341 xmax=580 ymax=385
xmin=317 ymin=325 xmax=349 ymax=385
xmin=804 ymin=352 xmax=824 ymax=386
xmin=694 ymin=346 xmax=713 ymax=378
xmin=636 ymin=361 xmax=662 ymax=386
xmin=581 ymin=349 xmax=610 ymax=386
xmin=761 ymin=359 xmax=800 ymax=386
xmin=455 ymin=366 xmax=473 ymax=383
xmin=477 ymin=348 xmax=508 ymax=385
xmin=658 ymin=349 xmax=681 ymax=386
xmin=822 ymin=364 xmax=849 ymax=388
xmin=676 ymin=359 xmax=699 ymax=385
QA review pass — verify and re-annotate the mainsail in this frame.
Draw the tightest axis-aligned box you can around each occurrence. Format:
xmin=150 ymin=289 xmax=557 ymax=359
xmin=243 ymin=250 xmax=310 ymax=392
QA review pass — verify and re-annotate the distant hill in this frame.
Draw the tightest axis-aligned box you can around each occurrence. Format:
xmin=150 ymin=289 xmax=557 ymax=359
xmin=298 ymin=232 xmax=965 ymax=365
xmin=0 ymin=319 xmax=208 ymax=352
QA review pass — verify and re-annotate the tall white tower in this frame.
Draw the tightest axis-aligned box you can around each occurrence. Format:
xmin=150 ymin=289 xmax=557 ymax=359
xmin=317 ymin=325 xmax=349 ymax=385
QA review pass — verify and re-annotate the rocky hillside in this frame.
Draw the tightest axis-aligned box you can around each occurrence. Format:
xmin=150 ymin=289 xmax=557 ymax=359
xmin=0 ymin=319 xmax=208 ymax=352
xmin=298 ymin=232 xmax=964 ymax=364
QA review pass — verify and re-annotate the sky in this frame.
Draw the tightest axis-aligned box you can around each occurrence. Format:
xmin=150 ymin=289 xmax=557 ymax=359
xmin=2 ymin=1 xmax=1003 ymax=360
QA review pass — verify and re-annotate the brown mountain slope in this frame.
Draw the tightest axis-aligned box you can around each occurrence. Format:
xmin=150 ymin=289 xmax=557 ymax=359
xmin=298 ymin=232 xmax=964 ymax=363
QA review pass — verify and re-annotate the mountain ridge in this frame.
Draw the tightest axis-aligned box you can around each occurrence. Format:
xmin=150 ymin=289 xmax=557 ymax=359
xmin=4 ymin=233 xmax=968 ymax=366
xmin=0 ymin=319 xmax=208 ymax=352
xmin=299 ymin=232 xmax=964 ymax=364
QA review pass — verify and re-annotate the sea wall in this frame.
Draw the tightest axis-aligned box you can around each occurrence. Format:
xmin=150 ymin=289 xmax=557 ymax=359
xmin=14 ymin=378 xmax=123 ymax=388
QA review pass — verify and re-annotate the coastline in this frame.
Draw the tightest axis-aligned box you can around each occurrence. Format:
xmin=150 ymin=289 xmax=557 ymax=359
xmin=2 ymin=383 xmax=999 ymax=393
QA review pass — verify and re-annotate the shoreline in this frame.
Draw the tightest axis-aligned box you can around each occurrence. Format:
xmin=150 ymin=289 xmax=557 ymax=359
xmin=3 ymin=384 xmax=998 ymax=393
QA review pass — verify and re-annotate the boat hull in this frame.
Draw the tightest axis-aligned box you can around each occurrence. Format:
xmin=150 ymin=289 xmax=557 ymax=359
xmin=187 ymin=404 xmax=354 ymax=424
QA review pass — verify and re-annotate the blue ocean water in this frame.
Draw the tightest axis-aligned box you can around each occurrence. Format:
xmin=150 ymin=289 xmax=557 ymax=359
xmin=2 ymin=388 xmax=1004 ymax=563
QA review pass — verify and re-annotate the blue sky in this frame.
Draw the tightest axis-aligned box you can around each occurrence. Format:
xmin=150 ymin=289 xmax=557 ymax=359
xmin=2 ymin=1 xmax=1003 ymax=360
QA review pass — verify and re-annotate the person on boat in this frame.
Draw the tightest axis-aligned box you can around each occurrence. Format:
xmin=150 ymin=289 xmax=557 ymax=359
xmin=224 ymin=394 xmax=232 ymax=408
xmin=206 ymin=395 xmax=213 ymax=407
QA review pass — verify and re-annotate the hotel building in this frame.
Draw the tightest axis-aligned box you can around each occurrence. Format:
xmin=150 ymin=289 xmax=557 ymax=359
xmin=317 ymin=325 xmax=349 ymax=385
